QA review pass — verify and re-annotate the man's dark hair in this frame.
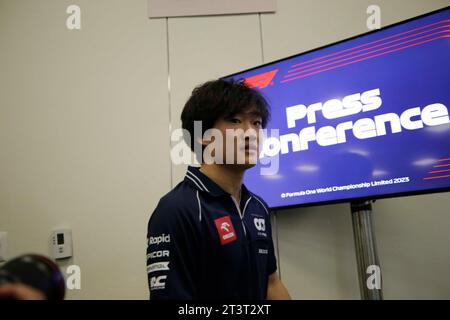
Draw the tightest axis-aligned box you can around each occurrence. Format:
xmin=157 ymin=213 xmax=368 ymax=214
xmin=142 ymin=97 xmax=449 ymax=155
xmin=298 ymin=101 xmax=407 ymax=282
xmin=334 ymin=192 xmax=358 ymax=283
xmin=181 ymin=78 xmax=270 ymax=153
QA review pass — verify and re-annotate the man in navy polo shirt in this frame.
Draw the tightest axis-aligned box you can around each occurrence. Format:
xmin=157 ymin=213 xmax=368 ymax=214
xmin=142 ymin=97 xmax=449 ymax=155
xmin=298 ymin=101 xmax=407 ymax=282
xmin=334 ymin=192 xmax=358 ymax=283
xmin=146 ymin=79 xmax=291 ymax=300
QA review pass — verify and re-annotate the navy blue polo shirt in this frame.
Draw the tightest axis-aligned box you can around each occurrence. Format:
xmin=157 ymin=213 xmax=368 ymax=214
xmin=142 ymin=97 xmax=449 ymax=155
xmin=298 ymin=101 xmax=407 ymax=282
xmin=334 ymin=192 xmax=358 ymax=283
xmin=146 ymin=166 xmax=277 ymax=300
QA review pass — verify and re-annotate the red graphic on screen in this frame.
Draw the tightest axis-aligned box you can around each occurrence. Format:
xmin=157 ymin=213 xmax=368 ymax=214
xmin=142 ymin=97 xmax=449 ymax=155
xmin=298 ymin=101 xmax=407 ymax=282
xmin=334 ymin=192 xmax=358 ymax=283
xmin=244 ymin=69 xmax=278 ymax=89
xmin=280 ymin=19 xmax=450 ymax=84
xmin=423 ymin=157 xmax=450 ymax=180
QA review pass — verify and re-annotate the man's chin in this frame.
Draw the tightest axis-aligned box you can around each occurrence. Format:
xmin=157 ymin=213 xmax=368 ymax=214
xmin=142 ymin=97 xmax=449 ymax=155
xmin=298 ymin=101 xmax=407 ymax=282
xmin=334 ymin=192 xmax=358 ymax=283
xmin=221 ymin=155 xmax=259 ymax=169
xmin=229 ymin=161 xmax=257 ymax=170
xmin=242 ymin=162 xmax=257 ymax=170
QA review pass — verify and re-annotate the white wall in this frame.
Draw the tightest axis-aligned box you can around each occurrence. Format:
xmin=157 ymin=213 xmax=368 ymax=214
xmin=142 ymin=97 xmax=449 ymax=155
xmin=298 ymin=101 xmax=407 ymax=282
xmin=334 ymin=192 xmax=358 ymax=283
xmin=0 ymin=0 xmax=170 ymax=299
xmin=0 ymin=0 xmax=449 ymax=299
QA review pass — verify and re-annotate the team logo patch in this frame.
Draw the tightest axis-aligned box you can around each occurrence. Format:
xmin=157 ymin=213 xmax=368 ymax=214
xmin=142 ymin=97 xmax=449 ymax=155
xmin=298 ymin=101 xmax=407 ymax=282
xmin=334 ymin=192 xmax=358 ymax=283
xmin=214 ymin=215 xmax=237 ymax=245
xmin=252 ymin=215 xmax=268 ymax=238
xmin=254 ymin=218 xmax=266 ymax=231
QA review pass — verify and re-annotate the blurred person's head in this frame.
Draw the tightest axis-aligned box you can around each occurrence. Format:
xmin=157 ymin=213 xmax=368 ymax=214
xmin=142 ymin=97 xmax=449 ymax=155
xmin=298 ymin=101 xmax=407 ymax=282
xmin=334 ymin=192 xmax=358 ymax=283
xmin=0 ymin=254 xmax=65 ymax=300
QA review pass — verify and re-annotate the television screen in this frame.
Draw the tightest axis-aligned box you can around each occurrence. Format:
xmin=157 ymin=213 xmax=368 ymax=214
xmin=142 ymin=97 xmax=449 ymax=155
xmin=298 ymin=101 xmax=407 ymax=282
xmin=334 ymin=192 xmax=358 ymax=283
xmin=224 ymin=7 xmax=450 ymax=209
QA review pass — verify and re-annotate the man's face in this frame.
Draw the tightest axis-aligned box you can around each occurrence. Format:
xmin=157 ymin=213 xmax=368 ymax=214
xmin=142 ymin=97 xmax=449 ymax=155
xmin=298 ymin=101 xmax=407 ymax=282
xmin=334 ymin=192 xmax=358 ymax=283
xmin=203 ymin=107 xmax=263 ymax=168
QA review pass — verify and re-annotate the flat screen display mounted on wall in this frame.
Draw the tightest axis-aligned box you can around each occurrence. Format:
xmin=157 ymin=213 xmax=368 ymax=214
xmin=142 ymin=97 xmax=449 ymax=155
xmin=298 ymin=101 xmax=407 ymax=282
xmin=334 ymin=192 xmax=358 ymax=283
xmin=224 ymin=7 xmax=450 ymax=209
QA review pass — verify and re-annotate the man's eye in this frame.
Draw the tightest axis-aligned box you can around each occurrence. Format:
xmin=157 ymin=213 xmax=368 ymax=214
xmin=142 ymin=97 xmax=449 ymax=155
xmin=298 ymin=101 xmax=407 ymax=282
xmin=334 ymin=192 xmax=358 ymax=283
xmin=254 ymin=120 xmax=262 ymax=126
xmin=230 ymin=118 xmax=241 ymax=124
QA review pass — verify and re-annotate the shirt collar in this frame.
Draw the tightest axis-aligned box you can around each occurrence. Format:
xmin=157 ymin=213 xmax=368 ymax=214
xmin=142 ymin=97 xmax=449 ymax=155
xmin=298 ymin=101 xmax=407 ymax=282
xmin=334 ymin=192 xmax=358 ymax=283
xmin=185 ymin=166 xmax=251 ymax=199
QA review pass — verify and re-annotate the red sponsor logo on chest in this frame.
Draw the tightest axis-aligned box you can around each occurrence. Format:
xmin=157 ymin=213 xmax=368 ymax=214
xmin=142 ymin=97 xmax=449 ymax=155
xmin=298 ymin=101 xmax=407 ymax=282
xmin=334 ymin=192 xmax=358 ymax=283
xmin=214 ymin=215 xmax=237 ymax=245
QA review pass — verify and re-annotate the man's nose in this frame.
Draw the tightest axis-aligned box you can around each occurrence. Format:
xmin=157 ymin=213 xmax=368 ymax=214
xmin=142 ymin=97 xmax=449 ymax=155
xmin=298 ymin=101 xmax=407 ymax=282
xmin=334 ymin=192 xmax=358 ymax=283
xmin=242 ymin=123 xmax=258 ymax=142
xmin=242 ymin=120 xmax=257 ymax=131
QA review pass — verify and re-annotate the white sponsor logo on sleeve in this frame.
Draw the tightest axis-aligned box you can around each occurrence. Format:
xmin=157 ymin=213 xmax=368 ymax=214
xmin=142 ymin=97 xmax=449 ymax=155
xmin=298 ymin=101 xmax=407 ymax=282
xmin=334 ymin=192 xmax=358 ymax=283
xmin=150 ymin=275 xmax=167 ymax=290
xmin=148 ymin=234 xmax=171 ymax=246
xmin=147 ymin=261 xmax=170 ymax=274
xmin=147 ymin=250 xmax=170 ymax=260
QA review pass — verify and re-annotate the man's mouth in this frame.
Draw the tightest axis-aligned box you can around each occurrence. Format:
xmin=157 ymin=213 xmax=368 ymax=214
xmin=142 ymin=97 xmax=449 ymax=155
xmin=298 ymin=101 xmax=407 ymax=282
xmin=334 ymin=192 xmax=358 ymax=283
xmin=244 ymin=144 xmax=258 ymax=152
